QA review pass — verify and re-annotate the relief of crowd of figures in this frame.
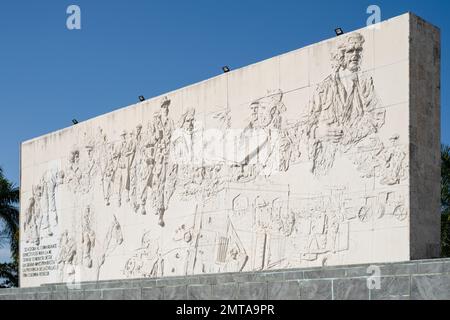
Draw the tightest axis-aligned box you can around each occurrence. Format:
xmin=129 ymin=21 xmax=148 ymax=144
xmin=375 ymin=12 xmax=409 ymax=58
xmin=22 ymin=33 xmax=410 ymax=281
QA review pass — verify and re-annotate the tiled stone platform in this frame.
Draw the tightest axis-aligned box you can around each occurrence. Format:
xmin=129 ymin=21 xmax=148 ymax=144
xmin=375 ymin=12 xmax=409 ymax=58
xmin=1 ymin=258 xmax=450 ymax=300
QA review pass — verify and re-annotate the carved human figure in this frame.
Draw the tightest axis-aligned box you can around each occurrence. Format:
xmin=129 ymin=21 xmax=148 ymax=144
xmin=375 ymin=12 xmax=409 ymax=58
xmin=80 ymin=144 xmax=97 ymax=194
xmin=24 ymin=186 xmax=43 ymax=246
xmin=81 ymin=206 xmax=95 ymax=268
xmin=129 ymin=125 xmax=143 ymax=212
xmin=148 ymin=97 xmax=175 ymax=227
xmin=238 ymin=90 xmax=287 ymax=180
xmin=102 ymin=140 xmax=116 ymax=206
xmin=96 ymin=129 xmax=114 ymax=206
xmin=114 ymin=130 xmax=128 ymax=207
xmin=57 ymin=230 xmax=77 ymax=282
xmin=137 ymin=121 xmax=158 ymax=216
xmin=306 ymin=33 xmax=385 ymax=176
xmin=66 ymin=148 xmax=82 ymax=192
xmin=39 ymin=170 xmax=64 ymax=237
xmin=379 ymin=134 xmax=407 ymax=185
xmin=352 ymin=134 xmax=407 ymax=185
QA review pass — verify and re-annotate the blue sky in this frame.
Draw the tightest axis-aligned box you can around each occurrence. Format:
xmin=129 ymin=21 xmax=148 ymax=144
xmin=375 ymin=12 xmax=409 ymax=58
xmin=0 ymin=0 xmax=448 ymax=260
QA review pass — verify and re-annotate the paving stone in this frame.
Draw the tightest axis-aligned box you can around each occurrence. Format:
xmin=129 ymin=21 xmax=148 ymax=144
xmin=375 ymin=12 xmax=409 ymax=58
xmin=333 ymin=278 xmax=369 ymax=300
xmin=299 ymin=280 xmax=332 ymax=300
xmin=67 ymin=290 xmax=84 ymax=300
xmin=164 ymin=285 xmax=187 ymax=300
xmin=268 ymin=281 xmax=300 ymax=300
xmin=142 ymin=287 xmax=164 ymax=300
xmin=124 ymin=288 xmax=142 ymax=300
xmin=417 ymin=262 xmax=446 ymax=274
xmin=84 ymin=290 xmax=102 ymax=300
xmin=238 ymin=282 xmax=267 ymax=300
xmin=370 ymin=276 xmax=410 ymax=300
xmin=379 ymin=263 xmax=418 ymax=276
xmin=36 ymin=292 xmax=52 ymax=300
xmin=51 ymin=290 xmax=68 ymax=300
xmin=411 ymin=274 xmax=450 ymax=300
xmin=102 ymin=289 xmax=124 ymax=300
xmin=187 ymin=285 xmax=213 ymax=300
xmin=284 ymin=271 xmax=304 ymax=281
xmin=212 ymin=283 xmax=239 ymax=300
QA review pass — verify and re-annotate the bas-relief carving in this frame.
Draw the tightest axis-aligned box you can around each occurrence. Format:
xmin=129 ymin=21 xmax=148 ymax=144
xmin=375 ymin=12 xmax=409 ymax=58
xmin=22 ymin=32 xmax=411 ymax=284
xmin=305 ymin=33 xmax=386 ymax=177
xmin=24 ymin=170 xmax=64 ymax=246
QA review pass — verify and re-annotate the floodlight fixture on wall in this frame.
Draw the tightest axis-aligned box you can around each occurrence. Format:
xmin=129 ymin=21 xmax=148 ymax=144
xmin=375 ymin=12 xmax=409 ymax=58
xmin=222 ymin=66 xmax=231 ymax=73
xmin=72 ymin=119 xmax=79 ymax=125
xmin=335 ymin=28 xmax=344 ymax=36
xmin=139 ymin=96 xmax=146 ymax=102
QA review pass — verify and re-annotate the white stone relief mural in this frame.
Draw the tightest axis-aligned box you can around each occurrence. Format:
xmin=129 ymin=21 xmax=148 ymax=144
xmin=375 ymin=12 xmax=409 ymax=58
xmin=305 ymin=33 xmax=386 ymax=176
xmin=20 ymin=23 xmax=413 ymax=287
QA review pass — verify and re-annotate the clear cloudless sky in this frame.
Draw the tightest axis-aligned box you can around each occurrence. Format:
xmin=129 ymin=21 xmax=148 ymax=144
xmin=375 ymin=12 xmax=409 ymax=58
xmin=0 ymin=1 xmax=449 ymax=262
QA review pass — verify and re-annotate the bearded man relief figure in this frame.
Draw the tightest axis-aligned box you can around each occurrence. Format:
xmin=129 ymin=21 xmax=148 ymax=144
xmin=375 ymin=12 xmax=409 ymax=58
xmin=306 ymin=33 xmax=386 ymax=176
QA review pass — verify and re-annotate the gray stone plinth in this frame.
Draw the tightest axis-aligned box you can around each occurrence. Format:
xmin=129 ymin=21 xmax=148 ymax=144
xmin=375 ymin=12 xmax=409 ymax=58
xmin=2 ymin=258 xmax=450 ymax=300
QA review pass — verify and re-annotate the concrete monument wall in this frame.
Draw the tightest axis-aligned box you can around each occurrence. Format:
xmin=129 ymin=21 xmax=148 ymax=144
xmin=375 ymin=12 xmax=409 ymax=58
xmin=19 ymin=13 xmax=440 ymax=288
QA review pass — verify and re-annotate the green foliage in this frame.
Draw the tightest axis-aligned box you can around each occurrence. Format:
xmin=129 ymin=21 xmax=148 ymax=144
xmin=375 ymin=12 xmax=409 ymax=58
xmin=442 ymin=145 xmax=450 ymax=257
xmin=0 ymin=167 xmax=19 ymax=287
xmin=442 ymin=144 xmax=450 ymax=215
xmin=442 ymin=211 xmax=450 ymax=258
xmin=0 ymin=263 xmax=18 ymax=288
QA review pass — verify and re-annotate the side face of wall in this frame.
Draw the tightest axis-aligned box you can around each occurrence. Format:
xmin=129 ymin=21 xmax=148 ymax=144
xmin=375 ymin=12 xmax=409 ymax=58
xmin=20 ymin=14 xmax=418 ymax=288
xmin=409 ymin=14 xmax=441 ymax=259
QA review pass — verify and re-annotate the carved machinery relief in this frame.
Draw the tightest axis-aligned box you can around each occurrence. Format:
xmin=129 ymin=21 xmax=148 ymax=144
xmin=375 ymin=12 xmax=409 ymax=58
xmin=21 ymin=32 xmax=411 ymax=284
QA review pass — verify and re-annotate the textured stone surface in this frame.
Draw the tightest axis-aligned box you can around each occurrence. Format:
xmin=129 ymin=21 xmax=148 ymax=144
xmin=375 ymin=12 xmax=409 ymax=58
xmin=164 ymin=285 xmax=187 ymax=300
xmin=299 ymin=280 xmax=333 ymax=300
xmin=212 ymin=283 xmax=239 ymax=300
xmin=187 ymin=285 xmax=213 ymax=300
xmin=268 ymin=281 xmax=300 ymax=300
xmin=123 ymin=288 xmax=142 ymax=300
xmin=102 ymin=289 xmax=125 ymax=300
xmin=411 ymin=275 xmax=450 ymax=300
xmin=67 ymin=290 xmax=84 ymax=300
xmin=371 ymin=276 xmax=410 ymax=300
xmin=238 ymin=282 xmax=267 ymax=300
xmin=333 ymin=279 xmax=369 ymax=300
xmin=84 ymin=290 xmax=102 ymax=300
xmin=142 ymin=287 xmax=164 ymax=300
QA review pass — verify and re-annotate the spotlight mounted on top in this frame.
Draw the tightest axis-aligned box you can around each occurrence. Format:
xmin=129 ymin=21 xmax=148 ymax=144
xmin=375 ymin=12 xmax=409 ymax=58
xmin=138 ymin=96 xmax=146 ymax=102
xmin=222 ymin=66 xmax=231 ymax=73
xmin=72 ymin=119 xmax=79 ymax=125
xmin=335 ymin=28 xmax=344 ymax=36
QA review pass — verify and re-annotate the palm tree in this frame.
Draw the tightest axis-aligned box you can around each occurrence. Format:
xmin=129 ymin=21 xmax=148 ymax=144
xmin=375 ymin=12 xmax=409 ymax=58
xmin=442 ymin=144 xmax=450 ymax=257
xmin=0 ymin=167 xmax=19 ymax=287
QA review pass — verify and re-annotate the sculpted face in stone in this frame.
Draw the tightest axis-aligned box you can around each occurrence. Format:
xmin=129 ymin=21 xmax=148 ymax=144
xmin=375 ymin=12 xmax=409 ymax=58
xmin=334 ymin=33 xmax=365 ymax=73
xmin=343 ymin=42 xmax=363 ymax=72
xmin=180 ymin=109 xmax=195 ymax=134
xmin=70 ymin=149 xmax=80 ymax=164
xmin=160 ymin=97 xmax=171 ymax=119
xmin=250 ymin=102 xmax=268 ymax=129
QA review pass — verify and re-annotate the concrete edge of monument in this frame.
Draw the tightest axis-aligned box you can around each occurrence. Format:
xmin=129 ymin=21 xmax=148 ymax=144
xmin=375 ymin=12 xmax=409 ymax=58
xmin=10 ymin=11 xmax=446 ymax=299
